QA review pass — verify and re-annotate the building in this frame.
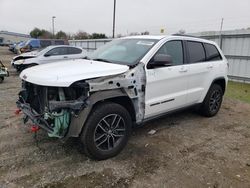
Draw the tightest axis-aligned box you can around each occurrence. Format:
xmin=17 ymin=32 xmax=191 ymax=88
xmin=0 ymin=31 xmax=30 ymax=45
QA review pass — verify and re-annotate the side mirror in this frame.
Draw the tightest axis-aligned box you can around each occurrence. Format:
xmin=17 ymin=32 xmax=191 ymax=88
xmin=153 ymin=54 xmax=172 ymax=66
xmin=44 ymin=53 xmax=51 ymax=57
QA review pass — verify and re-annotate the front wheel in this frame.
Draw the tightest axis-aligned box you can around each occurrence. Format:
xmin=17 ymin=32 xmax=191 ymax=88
xmin=80 ymin=102 xmax=132 ymax=160
xmin=200 ymin=84 xmax=223 ymax=117
xmin=0 ymin=77 xmax=4 ymax=83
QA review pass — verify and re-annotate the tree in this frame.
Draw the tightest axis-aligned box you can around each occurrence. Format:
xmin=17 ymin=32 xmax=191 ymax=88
xmin=89 ymin=33 xmax=107 ymax=39
xmin=30 ymin=28 xmax=42 ymax=38
xmin=73 ymin=31 xmax=89 ymax=40
xmin=141 ymin=31 xmax=150 ymax=35
xmin=29 ymin=28 xmax=53 ymax=39
xmin=39 ymin=29 xmax=53 ymax=39
xmin=56 ymin=31 xmax=67 ymax=39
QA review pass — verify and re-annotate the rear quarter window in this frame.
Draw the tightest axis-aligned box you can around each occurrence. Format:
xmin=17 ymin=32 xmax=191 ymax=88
xmin=187 ymin=41 xmax=206 ymax=63
xmin=68 ymin=47 xmax=82 ymax=54
xmin=204 ymin=43 xmax=222 ymax=61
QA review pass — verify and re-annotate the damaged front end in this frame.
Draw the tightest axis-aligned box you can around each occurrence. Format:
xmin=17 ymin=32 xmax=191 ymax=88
xmin=16 ymin=81 xmax=89 ymax=138
xmin=17 ymin=62 xmax=147 ymax=139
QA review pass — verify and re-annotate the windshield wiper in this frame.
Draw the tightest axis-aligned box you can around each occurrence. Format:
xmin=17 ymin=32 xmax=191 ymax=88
xmin=92 ymin=58 xmax=113 ymax=63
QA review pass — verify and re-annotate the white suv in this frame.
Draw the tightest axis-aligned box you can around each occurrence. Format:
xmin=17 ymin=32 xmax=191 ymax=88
xmin=17 ymin=35 xmax=228 ymax=160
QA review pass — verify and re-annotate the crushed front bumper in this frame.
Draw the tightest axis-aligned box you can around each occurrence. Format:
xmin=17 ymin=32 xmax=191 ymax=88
xmin=16 ymin=99 xmax=54 ymax=133
xmin=16 ymin=87 xmax=88 ymax=137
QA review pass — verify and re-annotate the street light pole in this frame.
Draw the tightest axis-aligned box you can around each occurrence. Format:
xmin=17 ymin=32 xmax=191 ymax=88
xmin=52 ymin=16 xmax=56 ymax=38
xmin=112 ymin=0 xmax=116 ymax=38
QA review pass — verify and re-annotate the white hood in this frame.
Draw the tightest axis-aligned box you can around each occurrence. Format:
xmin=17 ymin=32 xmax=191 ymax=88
xmin=20 ymin=59 xmax=129 ymax=87
xmin=22 ymin=50 xmax=39 ymax=56
xmin=13 ymin=51 xmax=39 ymax=60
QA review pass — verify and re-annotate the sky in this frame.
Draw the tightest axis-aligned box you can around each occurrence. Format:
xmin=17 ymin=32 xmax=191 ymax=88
xmin=0 ymin=0 xmax=250 ymax=37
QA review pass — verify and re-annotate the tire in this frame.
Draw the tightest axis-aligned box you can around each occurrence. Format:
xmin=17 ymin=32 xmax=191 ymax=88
xmin=80 ymin=102 xmax=132 ymax=160
xmin=200 ymin=84 xmax=223 ymax=117
xmin=0 ymin=77 xmax=3 ymax=83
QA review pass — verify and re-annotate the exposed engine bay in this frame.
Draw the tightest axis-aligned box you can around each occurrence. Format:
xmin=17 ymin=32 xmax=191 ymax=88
xmin=17 ymin=81 xmax=89 ymax=138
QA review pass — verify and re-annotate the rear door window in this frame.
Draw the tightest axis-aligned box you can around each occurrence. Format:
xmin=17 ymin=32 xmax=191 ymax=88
xmin=46 ymin=47 xmax=68 ymax=56
xmin=68 ymin=47 xmax=82 ymax=54
xmin=204 ymin=43 xmax=222 ymax=61
xmin=187 ymin=41 xmax=206 ymax=63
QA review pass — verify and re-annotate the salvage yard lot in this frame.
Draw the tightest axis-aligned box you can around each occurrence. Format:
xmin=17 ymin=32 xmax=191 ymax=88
xmin=0 ymin=46 xmax=250 ymax=188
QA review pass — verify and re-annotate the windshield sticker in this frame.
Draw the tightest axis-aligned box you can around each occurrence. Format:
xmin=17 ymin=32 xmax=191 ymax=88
xmin=136 ymin=41 xmax=154 ymax=46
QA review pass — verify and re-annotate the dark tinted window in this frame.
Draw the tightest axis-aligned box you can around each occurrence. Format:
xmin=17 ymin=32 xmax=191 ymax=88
xmin=68 ymin=47 xmax=82 ymax=54
xmin=40 ymin=40 xmax=52 ymax=47
xmin=46 ymin=47 xmax=68 ymax=56
xmin=29 ymin=40 xmax=40 ymax=48
xmin=204 ymin=43 xmax=222 ymax=61
xmin=54 ymin=40 xmax=65 ymax=45
xmin=187 ymin=41 xmax=206 ymax=63
xmin=155 ymin=40 xmax=183 ymax=66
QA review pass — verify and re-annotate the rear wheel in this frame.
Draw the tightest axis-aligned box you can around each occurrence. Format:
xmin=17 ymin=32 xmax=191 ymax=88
xmin=80 ymin=102 xmax=132 ymax=160
xmin=200 ymin=84 xmax=223 ymax=117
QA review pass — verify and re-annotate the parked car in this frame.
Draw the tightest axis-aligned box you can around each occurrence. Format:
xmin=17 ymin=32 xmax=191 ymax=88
xmin=0 ymin=60 xmax=9 ymax=83
xmin=12 ymin=45 xmax=86 ymax=71
xmin=9 ymin=43 xmax=16 ymax=52
xmin=19 ymin=39 xmax=69 ymax=54
xmin=14 ymin=41 xmax=26 ymax=54
xmin=17 ymin=35 xmax=228 ymax=160
xmin=8 ymin=41 xmax=23 ymax=52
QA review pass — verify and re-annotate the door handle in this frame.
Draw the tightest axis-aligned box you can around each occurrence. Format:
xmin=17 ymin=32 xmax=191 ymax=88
xmin=179 ymin=69 xmax=188 ymax=73
xmin=207 ymin=65 xmax=213 ymax=69
xmin=63 ymin=56 xmax=68 ymax=58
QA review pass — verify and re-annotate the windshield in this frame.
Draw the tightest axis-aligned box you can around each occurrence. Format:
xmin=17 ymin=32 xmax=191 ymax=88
xmin=88 ymin=38 xmax=158 ymax=66
xmin=37 ymin=46 xmax=51 ymax=56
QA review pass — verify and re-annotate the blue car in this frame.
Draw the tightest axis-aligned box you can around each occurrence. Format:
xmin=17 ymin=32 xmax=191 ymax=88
xmin=19 ymin=39 xmax=69 ymax=54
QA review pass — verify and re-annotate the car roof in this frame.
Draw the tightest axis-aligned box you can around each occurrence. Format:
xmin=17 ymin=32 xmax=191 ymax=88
xmin=123 ymin=35 xmax=166 ymax=40
xmin=122 ymin=35 xmax=217 ymax=45
xmin=45 ymin=45 xmax=80 ymax=49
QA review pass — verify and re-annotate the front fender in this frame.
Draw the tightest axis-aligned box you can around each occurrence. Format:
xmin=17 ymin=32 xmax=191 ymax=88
xmin=66 ymin=89 xmax=127 ymax=138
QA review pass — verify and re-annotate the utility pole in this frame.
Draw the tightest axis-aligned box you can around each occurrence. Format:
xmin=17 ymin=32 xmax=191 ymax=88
xmin=52 ymin=16 xmax=56 ymax=38
xmin=219 ymin=18 xmax=224 ymax=49
xmin=112 ymin=0 xmax=116 ymax=38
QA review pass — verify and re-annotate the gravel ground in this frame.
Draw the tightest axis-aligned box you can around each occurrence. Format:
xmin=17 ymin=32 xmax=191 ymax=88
xmin=0 ymin=46 xmax=250 ymax=188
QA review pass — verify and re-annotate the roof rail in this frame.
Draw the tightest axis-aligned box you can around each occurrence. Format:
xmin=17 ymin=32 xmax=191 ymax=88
xmin=172 ymin=34 xmax=202 ymax=39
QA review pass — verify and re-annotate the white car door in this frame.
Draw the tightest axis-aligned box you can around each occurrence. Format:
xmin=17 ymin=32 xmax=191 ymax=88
xmin=144 ymin=40 xmax=189 ymax=119
xmin=39 ymin=47 xmax=69 ymax=64
xmin=184 ymin=41 xmax=218 ymax=105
